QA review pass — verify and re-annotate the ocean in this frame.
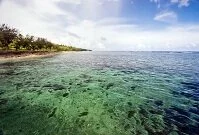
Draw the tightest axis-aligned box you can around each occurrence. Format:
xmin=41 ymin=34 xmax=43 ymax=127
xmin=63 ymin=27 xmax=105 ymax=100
xmin=0 ymin=51 xmax=199 ymax=135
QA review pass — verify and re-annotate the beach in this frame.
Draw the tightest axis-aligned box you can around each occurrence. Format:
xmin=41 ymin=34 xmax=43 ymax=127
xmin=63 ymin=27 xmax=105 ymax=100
xmin=0 ymin=51 xmax=60 ymax=62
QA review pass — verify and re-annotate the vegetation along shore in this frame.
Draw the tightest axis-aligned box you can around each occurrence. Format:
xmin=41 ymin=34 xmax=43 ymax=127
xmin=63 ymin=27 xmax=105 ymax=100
xmin=0 ymin=24 xmax=90 ymax=59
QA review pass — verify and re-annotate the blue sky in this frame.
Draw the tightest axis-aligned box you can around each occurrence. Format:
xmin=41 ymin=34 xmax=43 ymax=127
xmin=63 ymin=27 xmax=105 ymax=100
xmin=0 ymin=0 xmax=199 ymax=51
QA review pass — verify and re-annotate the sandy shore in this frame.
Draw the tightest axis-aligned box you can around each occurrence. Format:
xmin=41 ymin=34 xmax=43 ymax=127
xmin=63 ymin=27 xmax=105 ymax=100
xmin=0 ymin=51 xmax=59 ymax=62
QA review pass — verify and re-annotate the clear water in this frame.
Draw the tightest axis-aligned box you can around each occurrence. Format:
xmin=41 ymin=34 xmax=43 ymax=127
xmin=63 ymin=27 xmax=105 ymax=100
xmin=0 ymin=51 xmax=199 ymax=135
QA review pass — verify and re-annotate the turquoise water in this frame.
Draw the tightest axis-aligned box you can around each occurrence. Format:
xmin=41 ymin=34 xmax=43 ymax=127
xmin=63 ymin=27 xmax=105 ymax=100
xmin=0 ymin=52 xmax=199 ymax=135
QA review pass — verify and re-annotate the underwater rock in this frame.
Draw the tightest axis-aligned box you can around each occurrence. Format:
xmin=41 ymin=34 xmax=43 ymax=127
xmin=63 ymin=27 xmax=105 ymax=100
xmin=84 ymin=79 xmax=92 ymax=83
xmin=20 ymin=106 xmax=26 ymax=109
xmin=97 ymin=79 xmax=105 ymax=82
xmin=63 ymin=92 xmax=69 ymax=97
xmin=75 ymin=118 xmax=86 ymax=128
xmin=0 ymin=129 xmax=3 ymax=135
xmin=106 ymin=83 xmax=114 ymax=90
xmin=43 ymin=84 xmax=50 ymax=87
xmin=127 ymin=102 xmax=132 ymax=106
xmin=124 ymin=123 xmax=130 ymax=130
xmin=123 ymin=79 xmax=129 ymax=82
xmin=37 ymin=91 xmax=42 ymax=95
xmin=95 ymin=123 xmax=100 ymax=129
xmin=7 ymin=107 xmax=14 ymax=112
xmin=143 ymin=115 xmax=165 ymax=135
xmin=61 ymin=79 xmax=65 ymax=83
xmin=1 ymin=70 xmax=15 ymax=76
xmin=76 ymin=83 xmax=82 ymax=86
xmin=0 ymin=91 xmax=4 ymax=95
xmin=79 ymin=112 xmax=88 ymax=117
xmin=68 ymin=86 xmax=71 ymax=91
xmin=82 ymin=89 xmax=87 ymax=92
xmin=154 ymin=100 xmax=163 ymax=106
xmin=43 ymin=84 xmax=66 ymax=90
xmin=52 ymin=84 xmax=65 ymax=90
xmin=112 ymin=74 xmax=117 ymax=76
xmin=139 ymin=107 xmax=149 ymax=117
xmin=149 ymin=108 xmax=163 ymax=115
xmin=172 ymin=91 xmax=180 ymax=96
xmin=15 ymin=82 xmax=23 ymax=90
xmin=131 ymin=86 xmax=136 ymax=90
xmin=0 ymin=98 xmax=7 ymax=105
xmin=127 ymin=110 xmax=136 ymax=118
xmin=48 ymin=107 xmax=57 ymax=118
xmin=107 ymin=109 xmax=114 ymax=114
xmin=79 ymin=74 xmax=90 ymax=79
xmin=121 ymin=70 xmax=132 ymax=74
xmin=82 ymin=88 xmax=91 ymax=92
xmin=103 ymin=103 xmax=108 ymax=107
xmin=33 ymin=84 xmax=40 ymax=87
xmin=69 ymin=82 xmax=72 ymax=85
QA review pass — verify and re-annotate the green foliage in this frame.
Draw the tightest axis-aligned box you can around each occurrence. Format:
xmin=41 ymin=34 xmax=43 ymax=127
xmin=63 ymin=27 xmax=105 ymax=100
xmin=0 ymin=24 xmax=18 ymax=49
xmin=23 ymin=35 xmax=34 ymax=50
xmin=0 ymin=24 xmax=90 ymax=52
xmin=0 ymin=41 xmax=2 ymax=48
xmin=0 ymin=32 xmax=3 ymax=48
xmin=10 ymin=34 xmax=23 ymax=50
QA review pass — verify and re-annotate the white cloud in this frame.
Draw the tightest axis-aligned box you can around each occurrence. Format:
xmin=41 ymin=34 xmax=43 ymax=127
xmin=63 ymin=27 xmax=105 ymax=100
xmin=171 ymin=0 xmax=178 ymax=3
xmin=0 ymin=0 xmax=198 ymax=51
xmin=179 ymin=0 xmax=190 ymax=7
xmin=150 ymin=0 xmax=160 ymax=3
xmin=62 ymin=20 xmax=199 ymax=51
xmin=171 ymin=0 xmax=190 ymax=7
xmin=151 ymin=0 xmax=190 ymax=8
xmin=154 ymin=11 xmax=177 ymax=24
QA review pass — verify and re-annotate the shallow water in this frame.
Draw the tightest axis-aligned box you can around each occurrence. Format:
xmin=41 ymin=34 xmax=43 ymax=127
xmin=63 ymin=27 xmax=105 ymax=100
xmin=0 ymin=51 xmax=199 ymax=135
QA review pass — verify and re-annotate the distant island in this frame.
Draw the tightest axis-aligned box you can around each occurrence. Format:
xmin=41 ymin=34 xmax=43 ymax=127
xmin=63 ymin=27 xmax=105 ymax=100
xmin=0 ymin=24 xmax=91 ymax=59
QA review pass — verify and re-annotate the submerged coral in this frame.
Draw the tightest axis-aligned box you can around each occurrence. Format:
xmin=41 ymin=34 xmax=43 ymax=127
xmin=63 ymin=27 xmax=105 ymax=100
xmin=0 ymin=52 xmax=199 ymax=135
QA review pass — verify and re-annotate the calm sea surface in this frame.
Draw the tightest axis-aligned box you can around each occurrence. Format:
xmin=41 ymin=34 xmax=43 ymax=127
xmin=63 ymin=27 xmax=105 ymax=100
xmin=0 ymin=51 xmax=199 ymax=135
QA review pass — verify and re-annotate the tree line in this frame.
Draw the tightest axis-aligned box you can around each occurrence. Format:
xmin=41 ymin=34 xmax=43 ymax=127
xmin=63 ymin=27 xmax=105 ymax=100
xmin=0 ymin=24 xmax=89 ymax=51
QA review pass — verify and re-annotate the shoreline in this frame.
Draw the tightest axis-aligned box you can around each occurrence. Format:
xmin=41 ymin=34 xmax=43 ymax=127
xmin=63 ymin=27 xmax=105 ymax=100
xmin=0 ymin=51 xmax=60 ymax=62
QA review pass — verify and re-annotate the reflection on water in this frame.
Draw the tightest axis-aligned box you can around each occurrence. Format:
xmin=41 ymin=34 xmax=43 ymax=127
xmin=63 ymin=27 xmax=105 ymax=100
xmin=0 ymin=52 xmax=199 ymax=135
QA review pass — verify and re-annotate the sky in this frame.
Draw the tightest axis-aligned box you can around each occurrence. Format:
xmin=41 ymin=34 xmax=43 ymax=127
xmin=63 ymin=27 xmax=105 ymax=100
xmin=0 ymin=0 xmax=199 ymax=51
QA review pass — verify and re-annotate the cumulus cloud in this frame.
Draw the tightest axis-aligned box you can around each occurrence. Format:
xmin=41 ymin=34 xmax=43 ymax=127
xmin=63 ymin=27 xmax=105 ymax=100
xmin=151 ymin=0 xmax=190 ymax=8
xmin=171 ymin=0 xmax=190 ymax=7
xmin=154 ymin=11 xmax=177 ymax=24
xmin=0 ymin=0 xmax=198 ymax=51
xmin=61 ymin=20 xmax=199 ymax=51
